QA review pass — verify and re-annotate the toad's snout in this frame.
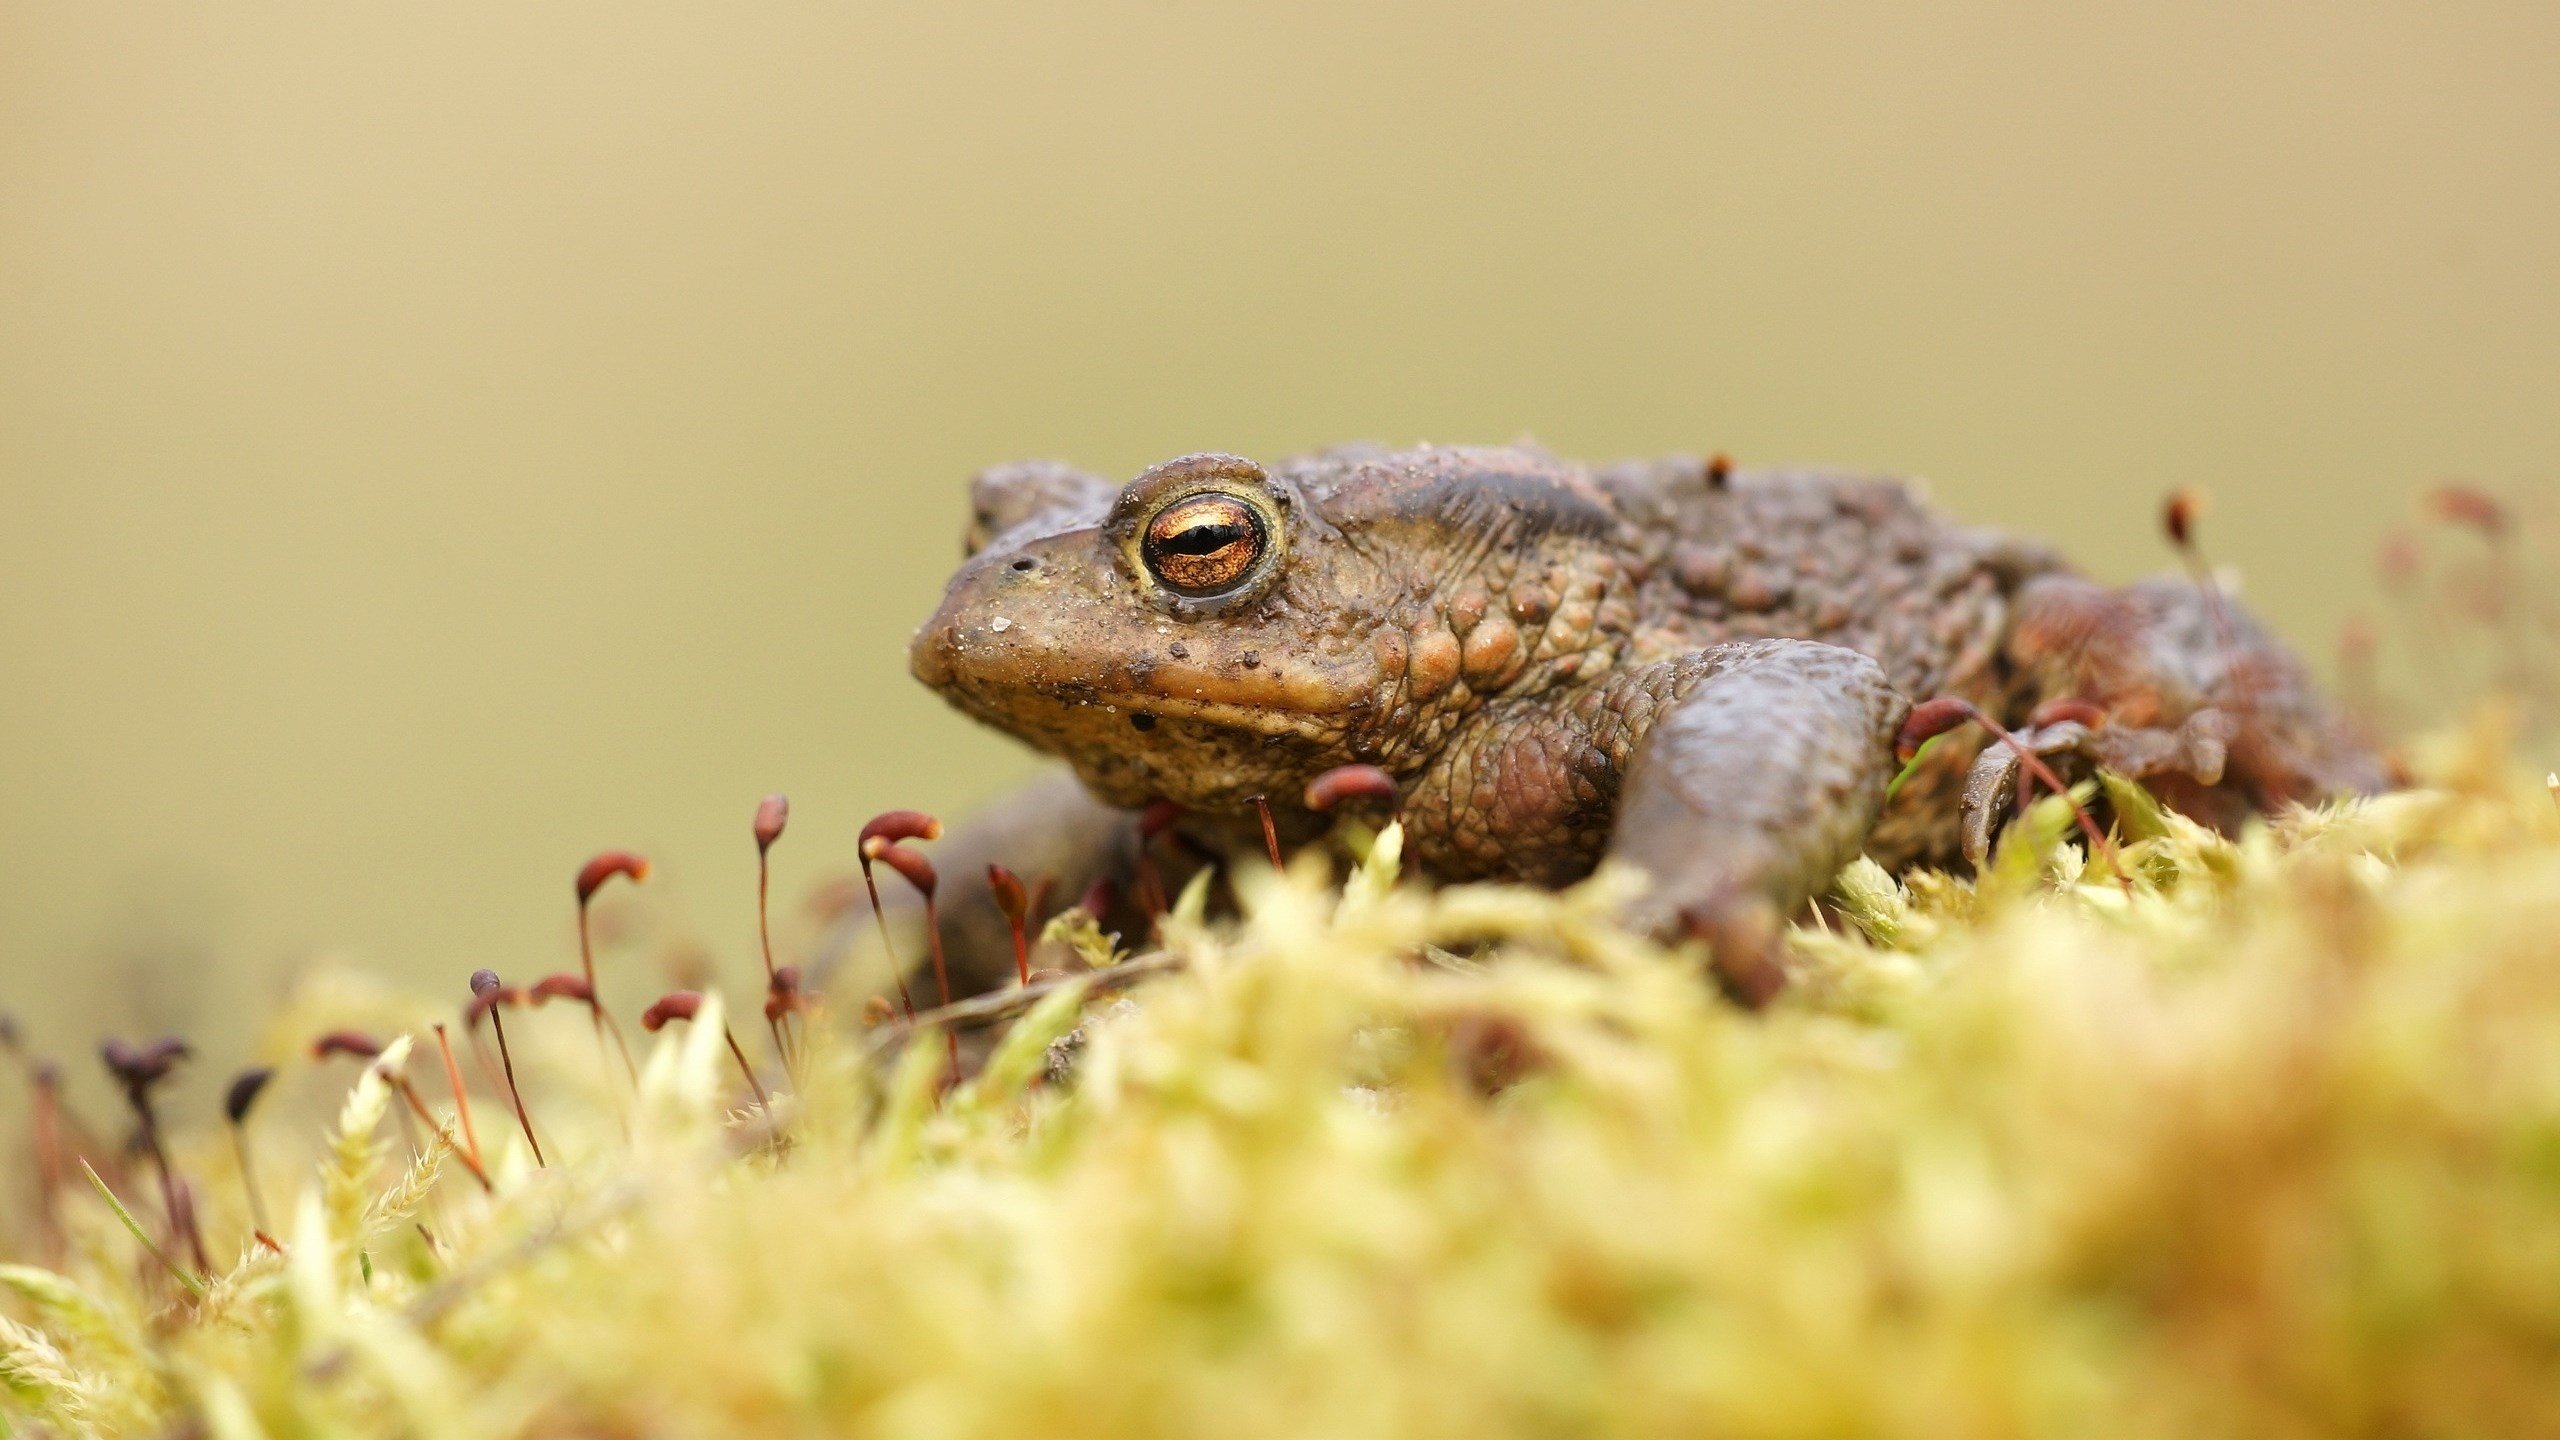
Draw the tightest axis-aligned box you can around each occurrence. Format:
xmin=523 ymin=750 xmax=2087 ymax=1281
xmin=907 ymin=546 xmax=1077 ymax=696
xmin=907 ymin=619 xmax=954 ymax=690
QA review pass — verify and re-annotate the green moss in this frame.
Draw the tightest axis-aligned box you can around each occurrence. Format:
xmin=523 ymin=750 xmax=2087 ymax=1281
xmin=8 ymin=719 xmax=2560 ymax=1437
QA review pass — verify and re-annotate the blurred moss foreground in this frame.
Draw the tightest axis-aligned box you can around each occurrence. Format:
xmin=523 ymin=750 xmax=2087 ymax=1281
xmin=8 ymin=718 xmax=2560 ymax=1439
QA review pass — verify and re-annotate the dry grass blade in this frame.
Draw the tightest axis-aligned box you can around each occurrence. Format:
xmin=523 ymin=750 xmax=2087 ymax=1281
xmin=76 ymin=1162 xmax=204 ymax=1301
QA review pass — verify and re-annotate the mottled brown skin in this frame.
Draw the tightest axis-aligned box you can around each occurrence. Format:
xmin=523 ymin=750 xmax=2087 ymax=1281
xmin=893 ymin=444 xmax=2383 ymax=1000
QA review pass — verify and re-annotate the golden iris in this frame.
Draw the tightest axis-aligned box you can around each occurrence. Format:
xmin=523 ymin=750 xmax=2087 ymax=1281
xmin=1141 ymin=494 xmax=1266 ymax=596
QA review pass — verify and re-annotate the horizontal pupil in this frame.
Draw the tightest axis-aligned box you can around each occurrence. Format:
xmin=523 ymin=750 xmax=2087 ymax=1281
xmin=1161 ymin=522 xmax=1247 ymax=556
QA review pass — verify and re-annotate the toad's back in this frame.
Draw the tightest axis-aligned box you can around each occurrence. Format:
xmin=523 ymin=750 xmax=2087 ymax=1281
xmin=1583 ymin=454 xmax=2069 ymax=704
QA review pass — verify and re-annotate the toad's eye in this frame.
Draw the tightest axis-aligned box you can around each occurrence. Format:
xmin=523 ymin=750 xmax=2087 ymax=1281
xmin=1141 ymin=493 xmax=1267 ymax=597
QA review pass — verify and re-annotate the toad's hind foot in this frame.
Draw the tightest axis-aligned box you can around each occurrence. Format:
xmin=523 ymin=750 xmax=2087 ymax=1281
xmin=1974 ymin=574 xmax=2389 ymax=857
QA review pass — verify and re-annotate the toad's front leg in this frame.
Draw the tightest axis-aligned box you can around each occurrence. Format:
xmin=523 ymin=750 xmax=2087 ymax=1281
xmin=1608 ymin=641 xmax=1910 ymax=1001
xmin=1440 ymin=640 xmax=1908 ymax=1003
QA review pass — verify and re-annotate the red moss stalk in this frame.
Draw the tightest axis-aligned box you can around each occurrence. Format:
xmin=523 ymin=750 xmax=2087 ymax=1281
xmin=1246 ymin=795 xmax=1283 ymax=870
xmin=2014 ymin=697 xmax=2111 ymax=816
xmin=1134 ymin=799 xmax=1182 ymax=928
xmin=574 ymin=850 xmax=650 ymax=1083
xmin=430 ymin=1024 xmax=482 ymax=1170
xmin=1076 ymin=878 xmax=1118 ymax=927
xmin=316 ymin=1032 xmax=493 ymax=1192
xmin=467 ymin=970 xmax=545 ymax=1166
xmin=2428 ymin=484 xmax=2529 ymax=689
xmin=30 ymin=1061 xmax=67 ymax=1260
xmin=2430 ymin=483 xmax=2508 ymax=539
xmin=223 ymin=1067 xmax=277 ymax=1241
xmin=381 ymin=1060 xmax=494 ymax=1194
xmin=1 ymin=1019 xmax=60 ymax=1253
xmin=988 ymin=864 xmax=1034 ymax=987
xmin=529 ymin=971 xmax=637 ymax=1084
xmin=101 ymin=1037 xmax=211 ymax=1276
xmin=765 ymin=965 xmax=806 ymax=1085
xmin=1898 ymin=697 xmax=2128 ymax=889
xmin=872 ymin=841 xmax=959 ymax=1076
xmin=1305 ymin=764 xmax=1401 ymax=816
xmin=858 ymin=811 xmax=940 ymax=1022
xmin=2161 ymin=488 xmax=2248 ymax=697
xmin=753 ymin=794 xmax=795 ymax=1069
xmin=309 ymin=1031 xmax=381 ymax=1061
xmin=754 ymin=795 xmax=790 ymax=978
xmin=641 ymin=992 xmax=770 ymax=1109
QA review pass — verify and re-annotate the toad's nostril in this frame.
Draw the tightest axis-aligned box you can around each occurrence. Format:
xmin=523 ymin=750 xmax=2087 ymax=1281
xmin=1010 ymin=557 xmax=1038 ymax=573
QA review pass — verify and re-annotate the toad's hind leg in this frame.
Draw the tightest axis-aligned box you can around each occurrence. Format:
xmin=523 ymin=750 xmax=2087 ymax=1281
xmin=1609 ymin=640 xmax=1910 ymax=1004
xmin=1969 ymin=574 xmax=2389 ymax=858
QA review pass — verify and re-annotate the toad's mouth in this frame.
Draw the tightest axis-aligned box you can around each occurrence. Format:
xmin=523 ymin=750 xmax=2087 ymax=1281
xmin=911 ymin=616 xmax=1371 ymax=742
xmin=924 ymin=663 xmax=1363 ymax=745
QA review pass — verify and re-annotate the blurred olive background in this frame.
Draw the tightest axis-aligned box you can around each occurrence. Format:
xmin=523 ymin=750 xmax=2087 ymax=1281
xmin=3 ymin=2 xmax=2556 ymax=1069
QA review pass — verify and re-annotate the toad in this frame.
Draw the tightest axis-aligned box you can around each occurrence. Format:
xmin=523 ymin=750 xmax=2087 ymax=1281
xmin=899 ymin=444 xmax=2382 ymax=999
